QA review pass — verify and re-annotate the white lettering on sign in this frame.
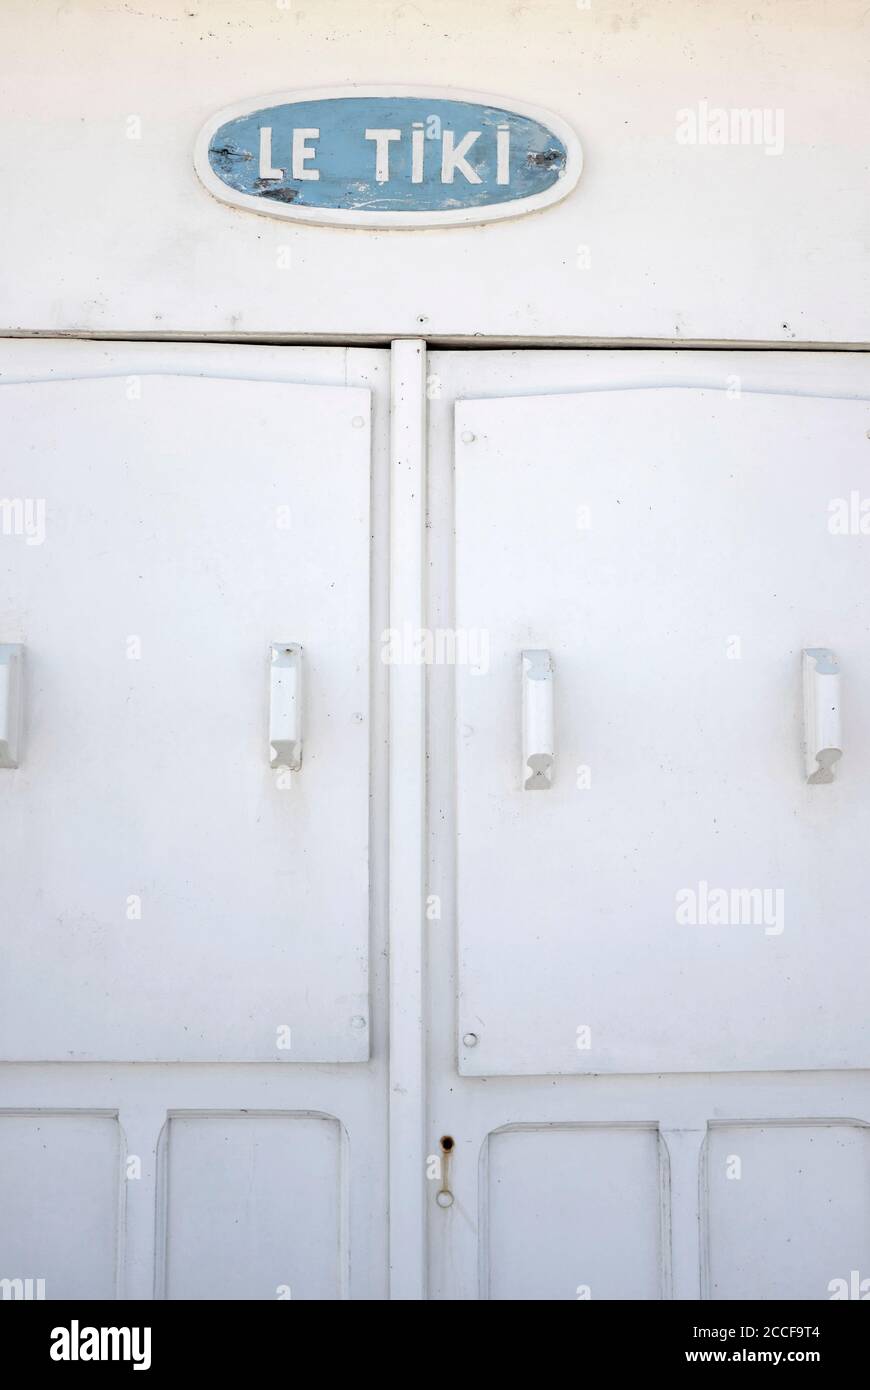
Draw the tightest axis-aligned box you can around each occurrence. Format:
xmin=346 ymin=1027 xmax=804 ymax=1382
xmin=291 ymin=128 xmax=320 ymax=180
xmin=441 ymin=130 xmax=482 ymax=184
xmin=411 ymin=122 xmax=425 ymax=183
xmin=496 ymin=124 xmax=510 ymax=184
xmin=257 ymin=122 xmax=502 ymax=187
xmin=258 ymin=127 xmax=284 ymax=180
xmin=364 ymin=128 xmax=402 ymax=183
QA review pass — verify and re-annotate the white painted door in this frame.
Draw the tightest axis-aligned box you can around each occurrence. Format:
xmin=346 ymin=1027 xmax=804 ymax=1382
xmin=425 ymin=350 xmax=870 ymax=1300
xmin=0 ymin=342 xmax=390 ymax=1299
xmin=4 ymin=342 xmax=870 ymax=1303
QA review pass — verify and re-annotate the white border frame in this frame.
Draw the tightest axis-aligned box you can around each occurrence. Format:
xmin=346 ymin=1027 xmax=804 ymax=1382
xmin=387 ymin=340 xmax=428 ymax=1297
xmin=193 ymin=84 xmax=583 ymax=229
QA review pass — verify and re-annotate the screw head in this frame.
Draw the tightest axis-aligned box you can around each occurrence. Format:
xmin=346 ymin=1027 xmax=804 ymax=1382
xmin=460 ymin=430 xmax=475 ymax=444
xmin=462 ymin=1032 xmax=479 ymax=1047
xmin=350 ymin=1015 xmax=367 ymax=1030
xmin=351 ymin=415 xmax=365 ymax=429
xmin=436 ymin=1190 xmax=454 ymax=1208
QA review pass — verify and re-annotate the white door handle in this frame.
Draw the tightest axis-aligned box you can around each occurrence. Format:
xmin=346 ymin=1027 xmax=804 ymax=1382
xmin=522 ymin=649 xmax=554 ymax=790
xmin=0 ymin=643 xmax=24 ymax=769
xmin=270 ymin=642 xmax=303 ymax=771
xmin=802 ymin=648 xmax=842 ymax=784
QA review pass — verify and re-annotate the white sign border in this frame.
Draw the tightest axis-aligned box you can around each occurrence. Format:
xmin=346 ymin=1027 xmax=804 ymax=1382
xmin=193 ymin=84 xmax=583 ymax=229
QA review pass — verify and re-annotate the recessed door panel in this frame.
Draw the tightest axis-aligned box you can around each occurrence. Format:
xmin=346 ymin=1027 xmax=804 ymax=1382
xmin=484 ymin=1125 xmax=664 ymax=1300
xmin=455 ymin=385 xmax=870 ymax=1075
xmin=0 ymin=1112 xmax=120 ymax=1299
xmin=160 ymin=1112 xmax=344 ymax=1300
xmin=705 ymin=1121 xmax=870 ymax=1301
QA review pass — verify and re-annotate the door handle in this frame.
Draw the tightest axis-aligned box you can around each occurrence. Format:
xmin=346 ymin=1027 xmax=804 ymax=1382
xmin=0 ymin=643 xmax=23 ymax=769
xmin=522 ymin=649 xmax=554 ymax=790
xmin=802 ymin=648 xmax=842 ymax=784
xmin=270 ymin=642 xmax=303 ymax=771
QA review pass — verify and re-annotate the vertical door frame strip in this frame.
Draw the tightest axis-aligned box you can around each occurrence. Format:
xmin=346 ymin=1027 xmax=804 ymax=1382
xmin=388 ymin=338 xmax=428 ymax=1299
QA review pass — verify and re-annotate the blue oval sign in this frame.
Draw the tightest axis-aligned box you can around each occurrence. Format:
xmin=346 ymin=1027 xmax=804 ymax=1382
xmin=195 ymin=86 xmax=582 ymax=228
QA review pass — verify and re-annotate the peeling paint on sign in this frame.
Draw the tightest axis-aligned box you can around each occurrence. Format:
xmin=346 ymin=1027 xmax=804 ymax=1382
xmin=194 ymin=86 xmax=582 ymax=228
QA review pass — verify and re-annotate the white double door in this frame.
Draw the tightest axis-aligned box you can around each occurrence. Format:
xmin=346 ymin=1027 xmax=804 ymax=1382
xmin=1 ymin=341 xmax=868 ymax=1299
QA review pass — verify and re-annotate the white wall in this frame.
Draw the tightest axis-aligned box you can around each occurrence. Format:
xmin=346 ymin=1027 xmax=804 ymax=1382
xmin=1 ymin=0 xmax=866 ymax=344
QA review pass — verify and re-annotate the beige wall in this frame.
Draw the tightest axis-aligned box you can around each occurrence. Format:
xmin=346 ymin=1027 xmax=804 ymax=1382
xmin=1 ymin=0 xmax=866 ymax=343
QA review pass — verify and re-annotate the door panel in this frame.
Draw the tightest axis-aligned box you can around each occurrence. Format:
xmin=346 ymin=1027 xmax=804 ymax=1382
xmin=159 ymin=1112 xmax=345 ymax=1301
xmin=426 ymin=349 xmax=870 ymax=1301
xmin=0 ymin=371 xmax=370 ymax=1062
xmin=0 ymin=1111 xmax=120 ymax=1299
xmin=483 ymin=1124 xmax=665 ymax=1300
xmin=0 ymin=342 xmax=389 ymax=1302
xmin=704 ymin=1121 xmax=870 ymax=1300
xmin=454 ymin=384 xmax=870 ymax=1075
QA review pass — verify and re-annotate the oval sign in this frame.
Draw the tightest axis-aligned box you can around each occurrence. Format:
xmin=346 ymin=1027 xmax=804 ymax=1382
xmin=194 ymin=86 xmax=582 ymax=228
